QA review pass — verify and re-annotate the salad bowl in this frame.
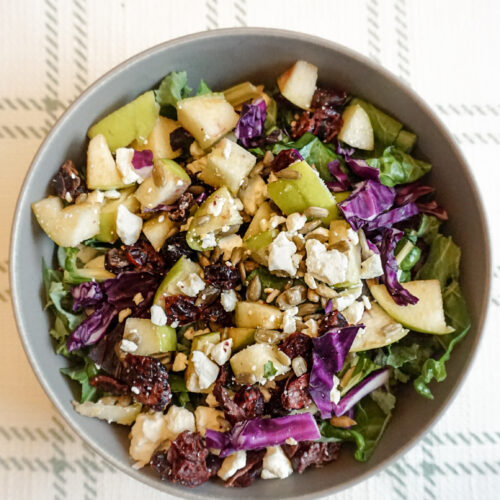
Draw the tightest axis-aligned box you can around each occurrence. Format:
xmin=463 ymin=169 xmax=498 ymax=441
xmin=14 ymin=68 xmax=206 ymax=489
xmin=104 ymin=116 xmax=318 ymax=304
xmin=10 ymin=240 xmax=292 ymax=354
xmin=10 ymin=28 xmax=490 ymax=498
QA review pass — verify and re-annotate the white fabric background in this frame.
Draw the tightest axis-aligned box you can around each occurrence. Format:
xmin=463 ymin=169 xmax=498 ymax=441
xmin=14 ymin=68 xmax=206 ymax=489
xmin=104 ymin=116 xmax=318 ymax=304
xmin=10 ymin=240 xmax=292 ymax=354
xmin=0 ymin=1 xmax=499 ymax=499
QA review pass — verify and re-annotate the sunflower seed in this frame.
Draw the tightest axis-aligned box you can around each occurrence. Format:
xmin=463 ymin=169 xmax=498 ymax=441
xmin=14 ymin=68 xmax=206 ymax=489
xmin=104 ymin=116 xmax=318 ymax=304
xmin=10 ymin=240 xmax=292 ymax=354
xmin=263 ymin=151 xmax=274 ymax=167
xmin=188 ymin=185 xmax=205 ymax=195
xmin=276 ymin=285 xmax=307 ymax=309
xmin=265 ymin=288 xmax=280 ymax=303
xmin=292 ymin=356 xmax=307 ymax=377
xmin=316 ymin=284 xmax=338 ymax=299
xmin=246 ymin=275 xmax=262 ymax=301
xmin=198 ymin=254 xmax=210 ymax=267
xmin=239 ymin=262 xmax=247 ymax=282
xmin=330 ymin=415 xmax=357 ymax=428
xmin=304 ymin=206 xmax=329 ymax=219
xmin=254 ymin=329 xmax=285 ymax=345
xmin=305 ymin=227 xmax=330 ymax=242
xmin=329 ymin=240 xmax=350 ymax=252
xmin=307 ymin=289 xmax=320 ymax=303
xmin=275 ymin=169 xmax=301 ymax=180
xmin=231 ymin=246 xmax=244 ymax=266
xmin=297 ymin=302 xmax=320 ymax=316
xmin=299 ymin=220 xmax=322 ymax=234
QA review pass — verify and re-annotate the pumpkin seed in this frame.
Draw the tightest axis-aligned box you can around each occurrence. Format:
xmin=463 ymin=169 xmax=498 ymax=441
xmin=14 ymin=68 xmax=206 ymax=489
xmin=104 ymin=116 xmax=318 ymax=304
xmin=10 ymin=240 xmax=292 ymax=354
xmin=246 ymin=275 xmax=262 ymax=301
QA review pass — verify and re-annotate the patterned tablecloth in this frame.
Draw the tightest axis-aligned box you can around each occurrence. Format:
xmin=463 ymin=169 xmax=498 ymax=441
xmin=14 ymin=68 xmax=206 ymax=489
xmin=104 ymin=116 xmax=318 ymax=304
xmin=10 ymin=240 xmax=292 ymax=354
xmin=1 ymin=1 xmax=499 ymax=499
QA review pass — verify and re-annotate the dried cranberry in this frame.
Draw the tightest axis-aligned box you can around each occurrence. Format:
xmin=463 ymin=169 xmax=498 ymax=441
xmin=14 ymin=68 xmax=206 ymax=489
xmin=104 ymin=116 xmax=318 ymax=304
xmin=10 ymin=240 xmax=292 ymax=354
xmin=318 ymin=310 xmax=348 ymax=335
xmin=214 ymin=385 xmax=264 ymax=425
xmin=271 ymin=148 xmax=303 ymax=172
xmin=203 ymin=260 xmax=241 ymax=290
xmin=225 ymin=449 xmax=265 ymax=487
xmin=150 ymin=431 xmax=211 ymax=487
xmin=160 ymin=231 xmax=196 ymax=268
xmin=214 ymin=363 xmax=233 ymax=387
xmin=105 ymin=248 xmax=134 ymax=274
xmin=241 ymin=128 xmax=282 ymax=149
xmin=51 ymin=160 xmax=87 ymax=202
xmin=121 ymin=354 xmax=171 ymax=411
xmin=283 ymin=441 xmax=341 ymax=474
xmin=278 ymin=332 xmax=313 ymax=367
xmin=311 ymin=87 xmax=348 ymax=110
xmin=281 ymin=374 xmax=312 ymax=411
xmin=199 ymin=300 xmax=233 ymax=327
xmin=163 ymin=295 xmax=199 ymax=325
xmin=291 ymin=108 xmax=343 ymax=143
xmin=167 ymin=192 xmax=195 ymax=224
xmin=125 ymin=238 xmax=166 ymax=275
xmin=89 ymin=375 xmax=128 ymax=395
xmin=264 ymin=380 xmax=288 ymax=417
xmin=169 ymin=127 xmax=194 ymax=151
xmin=206 ymin=454 xmax=223 ymax=478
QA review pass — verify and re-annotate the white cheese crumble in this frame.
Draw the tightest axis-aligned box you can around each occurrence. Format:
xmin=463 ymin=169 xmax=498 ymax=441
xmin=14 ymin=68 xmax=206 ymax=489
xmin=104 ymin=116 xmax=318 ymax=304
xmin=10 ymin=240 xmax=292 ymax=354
xmin=286 ymin=212 xmax=307 ymax=233
xmin=330 ymin=374 xmax=341 ymax=404
xmin=207 ymin=195 xmax=225 ymax=216
xmin=194 ymin=406 xmax=229 ymax=436
xmin=218 ymin=234 xmax=242 ymax=260
xmin=172 ymin=352 xmax=188 ymax=372
xmin=269 ymin=215 xmax=287 ymax=229
xmin=164 ymin=405 xmax=195 ymax=441
xmin=177 ymin=273 xmax=206 ymax=297
xmin=360 ymin=253 xmax=383 ymax=279
xmin=220 ymin=289 xmax=237 ymax=312
xmin=115 ymin=147 xmax=142 ymax=184
xmin=261 ymin=446 xmax=293 ymax=480
xmin=210 ymin=339 xmax=233 ymax=366
xmin=116 ymin=204 xmax=142 ymax=245
xmin=268 ymin=232 xmax=298 ymax=276
xmin=217 ymin=451 xmax=247 ymax=481
xmin=150 ymin=304 xmax=167 ymax=326
xmin=342 ymin=301 xmax=365 ymax=325
xmin=361 ymin=295 xmax=372 ymax=310
xmin=129 ymin=413 xmax=168 ymax=468
xmin=305 ymin=239 xmax=348 ymax=285
xmin=281 ymin=306 xmax=299 ymax=334
xmin=200 ymin=232 xmax=217 ymax=249
xmin=120 ymin=339 xmax=138 ymax=353
xmin=104 ymin=189 xmax=121 ymax=199
xmin=191 ymin=350 xmax=219 ymax=390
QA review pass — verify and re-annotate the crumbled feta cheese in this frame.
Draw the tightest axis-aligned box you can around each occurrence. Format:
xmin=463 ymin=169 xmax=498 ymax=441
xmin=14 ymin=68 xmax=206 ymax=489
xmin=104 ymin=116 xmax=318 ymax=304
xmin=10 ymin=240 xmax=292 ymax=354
xmin=104 ymin=189 xmax=121 ymax=199
xmin=347 ymin=228 xmax=359 ymax=246
xmin=200 ymin=232 xmax=217 ymax=249
xmin=150 ymin=304 xmax=167 ymax=326
xmin=210 ymin=339 xmax=233 ymax=366
xmin=217 ymin=451 xmax=247 ymax=481
xmin=268 ymin=232 xmax=298 ymax=276
xmin=129 ymin=412 xmax=168 ymax=468
xmin=330 ymin=375 xmax=341 ymax=404
xmin=207 ymin=195 xmax=225 ymax=216
xmin=94 ymin=190 xmax=105 ymax=203
xmin=115 ymin=147 xmax=141 ymax=184
xmin=360 ymin=254 xmax=383 ymax=279
xmin=331 ymin=284 xmax=363 ymax=311
xmin=269 ymin=215 xmax=286 ymax=228
xmin=281 ymin=306 xmax=298 ymax=334
xmin=177 ymin=273 xmax=206 ymax=297
xmin=361 ymin=295 xmax=372 ymax=310
xmin=286 ymin=212 xmax=307 ymax=233
xmin=305 ymin=239 xmax=348 ymax=285
xmin=218 ymin=234 xmax=242 ymax=260
xmin=261 ymin=446 xmax=293 ymax=480
xmin=220 ymin=289 xmax=237 ymax=312
xmin=194 ymin=406 xmax=229 ymax=436
xmin=116 ymin=205 xmax=142 ymax=245
xmin=342 ymin=301 xmax=365 ymax=325
xmin=120 ymin=339 xmax=138 ymax=353
xmin=172 ymin=352 xmax=188 ymax=372
xmin=164 ymin=405 xmax=195 ymax=441
xmin=285 ymin=437 xmax=298 ymax=446
xmin=191 ymin=351 xmax=219 ymax=390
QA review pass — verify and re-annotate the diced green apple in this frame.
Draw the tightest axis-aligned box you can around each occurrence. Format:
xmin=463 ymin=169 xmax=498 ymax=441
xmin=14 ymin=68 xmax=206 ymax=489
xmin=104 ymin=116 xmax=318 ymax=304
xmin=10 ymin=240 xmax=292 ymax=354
xmin=368 ymin=279 xmax=454 ymax=334
xmin=142 ymin=214 xmax=175 ymax=251
xmin=32 ymin=196 xmax=100 ymax=247
xmin=350 ymin=303 xmax=408 ymax=352
xmin=394 ymin=129 xmax=417 ymax=153
xmin=222 ymin=81 xmax=260 ymax=107
xmin=238 ymin=175 xmax=267 ymax=216
xmin=267 ymin=160 xmax=337 ymax=224
xmin=243 ymin=230 xmax=277 ymax=252
xmin=73 ymin=398 xmax=142 ymax=425
xmin=153 ymin=256 xmax=202 ymax=307
xmin=186 ymin=186 xmax=243 ymax=251
xmin=235 ymin=301 xmax=283 ymax=329
xmin=88 ymin=90 xmax=160 ymax=152
xmin=224 ymin=327 xmax=255 ymax=351
xmin=199 ymin=138 xmax=256 ymax=195
xmin=134 ymin=158 xmax=191 ymax=210
xmin=132 ymin=116 xmax=182 ymax=160
xmin=123 ymin=317 xmax=176 ymax=355
xmin=277 ymin=60 xmax=318 ymax=110
xmin=191 ymin=331 xmax=221 ymax=352
xmin=176 ymin=94 xmax=239 ymax=149
xmin=244 ymin=202 xmax=277 ymax=240
xmin=82 ymin=255 xmax=115 ymax=280
xmin=338 ymin=104 xmax=374 ymax=150
xmin=86 ymin=134 xmax=129 ymax=190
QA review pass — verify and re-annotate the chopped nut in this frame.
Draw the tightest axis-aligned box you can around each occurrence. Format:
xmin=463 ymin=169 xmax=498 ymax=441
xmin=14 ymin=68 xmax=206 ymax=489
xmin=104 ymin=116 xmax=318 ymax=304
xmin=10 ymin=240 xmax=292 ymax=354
xmin=187 ymin=184 xmax=205 ymax=195
xmin=305 ymin=227 xmax=330 ymax=242
xmin=307 ymin=289 xmax=320 ymax=303
xmin=316 ymin=283 xmax=339 ymax=299
xmin=133 ymin=292 xmax=144 ymax=305
xmin=292 ymin=356 xmax=307 ymax=377
xmin=198 ymin=254 xmax=210 ymax=267
xmin=304 ymin=206 xmax=329 ymax=219
xmin=118 ymin=308 xmax=132 ymax=323
xmin=276 ymin=285 xmax=307 ymax=309
xmin=254 ymin=329 xmax=285 ymax=345
xmin=265 ymin=288 xmax=280 ymax=303
xmin=263 ymin=151 xmax=274 ymax=167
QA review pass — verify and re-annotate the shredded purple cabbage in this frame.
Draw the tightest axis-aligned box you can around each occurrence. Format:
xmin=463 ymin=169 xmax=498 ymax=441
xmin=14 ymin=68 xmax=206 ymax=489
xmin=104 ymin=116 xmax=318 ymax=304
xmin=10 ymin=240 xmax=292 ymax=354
xmin=417 ymin=201 xmax=448 ymax=221
xmin=309 ymin=326 xmax=363 ymax=418
xmin=324 ymin=299 xmax=333 ymax=315
xmin=338 ymin=180 xmax=396 ymax=230
xmin=71 ymin=281 xmax=104 ymax=311
xmin=206 ymin=413 xmax=320 ymax=457
xmin=235 ymin=99 xmax=267 ymax=147
xmin=337 ymin=143 xmax=380 ymax=181
xmin=132 ymin=149 xmax=154 ymax=170
xmin=326 ymin=160 xmax=351 ymax=192
xmin=363 ymin=202 xmax=419 ymax=232
xmin=378 ymin=228 xmax=419 ymax=306
xmin=67 ymin=303 xmax=117 ymax=352
xmin=395 ymin=182 xmax=434 ymax=206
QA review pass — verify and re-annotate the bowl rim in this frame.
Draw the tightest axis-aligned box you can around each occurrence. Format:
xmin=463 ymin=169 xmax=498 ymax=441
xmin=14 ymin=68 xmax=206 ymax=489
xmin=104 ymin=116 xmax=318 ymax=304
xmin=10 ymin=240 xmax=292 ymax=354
xmin=9 ymin=26 xmax=492 ymax=499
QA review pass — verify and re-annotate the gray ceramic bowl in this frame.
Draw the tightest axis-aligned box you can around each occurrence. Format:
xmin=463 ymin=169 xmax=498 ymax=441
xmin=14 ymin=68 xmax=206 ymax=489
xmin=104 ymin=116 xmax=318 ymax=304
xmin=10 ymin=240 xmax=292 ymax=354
xmin=10 ymin=28 xmax=490 ymax=499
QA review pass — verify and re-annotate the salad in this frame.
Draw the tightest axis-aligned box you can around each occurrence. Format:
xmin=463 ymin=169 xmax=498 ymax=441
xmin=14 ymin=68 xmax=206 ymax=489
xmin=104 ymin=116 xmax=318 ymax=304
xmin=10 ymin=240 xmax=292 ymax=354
xmin=33 ymin=60 xmax=470 ymax=488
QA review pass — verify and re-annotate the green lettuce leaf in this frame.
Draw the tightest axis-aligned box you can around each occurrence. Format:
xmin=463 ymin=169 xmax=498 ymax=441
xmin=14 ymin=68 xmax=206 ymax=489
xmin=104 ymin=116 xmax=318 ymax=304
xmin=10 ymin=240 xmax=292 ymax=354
xmin=319 ymin=396 xmax=392 ymax=461
xmin=416 ymin=214 xmax=442 ymax=244
xmin=340 ymin=353 xmax=380 ymax=396
xmin=60 ymin=356 xmax=99 ymax=403
xmin=196 ymin=79 xmax=211 ymax=96
xmin=367 ymin=146 xmax=431 ymax=187
xmin=416 ymin=234 xmax=460 ymax=289
xmin=264 ymin=360 xmax=277 ymax=379
xmin=155 ymin=71 xmax=192 ymax=108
